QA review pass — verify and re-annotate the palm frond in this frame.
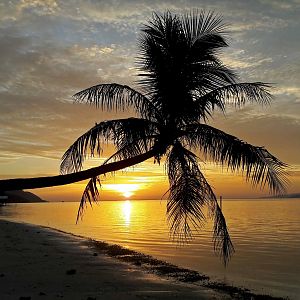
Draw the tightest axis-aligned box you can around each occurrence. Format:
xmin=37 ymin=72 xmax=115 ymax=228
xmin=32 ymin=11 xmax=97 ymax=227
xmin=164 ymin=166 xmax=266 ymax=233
xmin=182 ymin=10 xmax=227 ymax=47
xmin=137 ymin=12 xmax=182 ymax=82
xmin=60 ymin=120 xmax=112 ymax=174
xmin=76 ymin=176 xmax=101 ymax=223
xmin=166 ymin=145 xmax=206 ymax=240
xmin=103 ymin=135 xmax=157 ymax=165
xmin=73 ymin=83 xmax=159 ymax=120
xmin=195 ymin=82 xmax=273 ymax=113
xmin=166 ymin=141 xmax=234 ymax=263
xmin=212 ymin=201 xmax=234 ymax=265
xmin=196 ymin=171 xmax=234 ymax=266
xmin=191 ymin=62 xmax=237 ymax=88
xmin=60 ymin=118 xmax=158 ymax=174
xmin=110 ymin=119 xmax=158 ymax=158
xmin=184 ymin=123 xmax=288 ymax=194
xmin=142 ymin=11 xmax=180 ymax=45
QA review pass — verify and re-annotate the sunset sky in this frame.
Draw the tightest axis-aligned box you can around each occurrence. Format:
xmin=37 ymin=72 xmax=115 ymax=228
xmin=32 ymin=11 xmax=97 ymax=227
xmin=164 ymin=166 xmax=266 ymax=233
xmin=0 ymin=0 xmax=299 ymax=201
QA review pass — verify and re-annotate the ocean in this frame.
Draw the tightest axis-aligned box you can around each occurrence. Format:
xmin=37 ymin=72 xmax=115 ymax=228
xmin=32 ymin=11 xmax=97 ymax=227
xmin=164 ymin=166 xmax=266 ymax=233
xmin=1 ymin=199 xmax=299 ymax=299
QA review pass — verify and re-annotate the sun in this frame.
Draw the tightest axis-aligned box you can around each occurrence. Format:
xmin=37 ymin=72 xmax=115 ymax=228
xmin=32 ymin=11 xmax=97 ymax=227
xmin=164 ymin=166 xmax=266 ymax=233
xmin=123 ymin=190 xmax=133 ymax=198
xmin=104 ymin=184 xmax=140 ymax=198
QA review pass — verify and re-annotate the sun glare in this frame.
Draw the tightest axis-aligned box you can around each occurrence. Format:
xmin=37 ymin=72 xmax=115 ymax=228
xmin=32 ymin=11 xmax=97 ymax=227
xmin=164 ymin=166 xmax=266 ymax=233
xmin=122 ymin=200 xmax=131 ymax=226
xmin=104 ymin=184 xmax=141 ymax=198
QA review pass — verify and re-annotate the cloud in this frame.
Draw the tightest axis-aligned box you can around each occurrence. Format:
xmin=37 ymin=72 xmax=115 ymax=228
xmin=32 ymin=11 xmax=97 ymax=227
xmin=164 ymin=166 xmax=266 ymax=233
xmin=17 ymin=0 xmax=59 ymax=15
xmin=0 ymin=16 xmax=140 ymax=164
xmin=221 ymin=50 xmax=273 ymax=71
xmin=258 ymin=0 xmax=300 ymax=11
xmin=0 ymin=0 xmax=299 ymax=196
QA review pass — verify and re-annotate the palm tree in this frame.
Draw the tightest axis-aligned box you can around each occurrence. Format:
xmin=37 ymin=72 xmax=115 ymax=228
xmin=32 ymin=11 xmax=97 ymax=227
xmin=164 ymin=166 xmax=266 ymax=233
xmin=0 ymin=11 xmax=287 ymax=264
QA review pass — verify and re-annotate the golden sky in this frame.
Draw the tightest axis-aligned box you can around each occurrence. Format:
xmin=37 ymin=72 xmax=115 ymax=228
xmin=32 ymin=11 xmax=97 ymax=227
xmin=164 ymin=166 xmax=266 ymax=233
xmin=0 ymin=0 xmax=299 ymax=201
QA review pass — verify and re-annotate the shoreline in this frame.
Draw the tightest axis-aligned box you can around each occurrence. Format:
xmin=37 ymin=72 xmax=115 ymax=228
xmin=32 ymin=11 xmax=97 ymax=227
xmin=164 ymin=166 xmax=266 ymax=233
xmin=0 ymin=220 xmax=287 ymax=300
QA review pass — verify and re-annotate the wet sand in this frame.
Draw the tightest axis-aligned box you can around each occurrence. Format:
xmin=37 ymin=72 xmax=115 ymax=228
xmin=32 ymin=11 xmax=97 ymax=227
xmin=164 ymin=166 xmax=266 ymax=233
xmin=0 ymin=220 xmax=229 ymax=300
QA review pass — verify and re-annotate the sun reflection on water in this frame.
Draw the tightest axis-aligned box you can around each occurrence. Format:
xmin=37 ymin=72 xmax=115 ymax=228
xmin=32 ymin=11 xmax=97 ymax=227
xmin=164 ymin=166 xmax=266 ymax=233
xmin=122 ymin=200 xmax=131 ymax=226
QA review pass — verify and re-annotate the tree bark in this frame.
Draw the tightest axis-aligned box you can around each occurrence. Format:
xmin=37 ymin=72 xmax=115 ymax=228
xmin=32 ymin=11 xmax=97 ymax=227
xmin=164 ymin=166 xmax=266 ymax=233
xmin=0 ymin=149 xmax=156 ymax=191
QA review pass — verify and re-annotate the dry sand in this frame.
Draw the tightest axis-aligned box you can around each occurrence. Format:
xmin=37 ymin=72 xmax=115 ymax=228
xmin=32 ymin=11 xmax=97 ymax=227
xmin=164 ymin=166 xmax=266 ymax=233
xmin=0 ymin=220 xmax=230 ymax=300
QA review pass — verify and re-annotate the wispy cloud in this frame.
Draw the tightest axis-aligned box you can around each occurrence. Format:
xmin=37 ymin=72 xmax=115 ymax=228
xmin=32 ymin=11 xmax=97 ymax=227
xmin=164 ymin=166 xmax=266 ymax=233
xmin=0 ymin=0 xmax=299 ymax=198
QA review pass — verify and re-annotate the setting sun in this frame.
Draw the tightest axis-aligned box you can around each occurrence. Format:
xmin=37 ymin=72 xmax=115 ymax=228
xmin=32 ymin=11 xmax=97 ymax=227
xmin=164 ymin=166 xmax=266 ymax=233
xmin=104 ymin=184 xmax=141 ymax=198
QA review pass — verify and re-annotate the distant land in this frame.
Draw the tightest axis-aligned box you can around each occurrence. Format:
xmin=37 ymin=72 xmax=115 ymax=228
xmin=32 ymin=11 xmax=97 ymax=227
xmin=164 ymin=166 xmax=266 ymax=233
xmin=2 ymin=190 xmax=46 ymax=203
xmin=262 ymin=193 xmax=300 ymax=199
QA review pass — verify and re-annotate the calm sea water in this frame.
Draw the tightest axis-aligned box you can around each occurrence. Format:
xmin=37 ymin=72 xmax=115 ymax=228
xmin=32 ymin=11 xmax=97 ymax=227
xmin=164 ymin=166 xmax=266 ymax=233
xmin=1 ymin=199 xmax=299 ymax=299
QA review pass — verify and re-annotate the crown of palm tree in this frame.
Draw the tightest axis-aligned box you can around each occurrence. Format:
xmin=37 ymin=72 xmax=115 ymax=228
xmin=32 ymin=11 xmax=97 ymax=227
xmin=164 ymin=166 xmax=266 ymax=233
xmin=45 ymin=11 xmax=288 ymax=265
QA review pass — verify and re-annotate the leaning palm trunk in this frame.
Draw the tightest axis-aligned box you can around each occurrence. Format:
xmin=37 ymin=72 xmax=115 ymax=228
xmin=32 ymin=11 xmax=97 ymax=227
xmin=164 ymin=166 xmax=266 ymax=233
xmin=0 ymin=150 xmax=155 ymax=191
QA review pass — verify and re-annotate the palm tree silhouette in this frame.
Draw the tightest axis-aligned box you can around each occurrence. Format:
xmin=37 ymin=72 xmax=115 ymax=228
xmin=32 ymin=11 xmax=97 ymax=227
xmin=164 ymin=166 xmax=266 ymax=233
xmin=0 ymin=11 xmax=287 ymax=264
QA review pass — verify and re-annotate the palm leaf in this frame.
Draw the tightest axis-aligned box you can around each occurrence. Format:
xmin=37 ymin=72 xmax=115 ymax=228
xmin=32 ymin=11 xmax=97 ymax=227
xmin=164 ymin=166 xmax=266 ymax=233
xmin=184 ymin=123 xmax=288 ymax=194
xmin=73 ymin=83 xmax=159 ymax=120
xmin=198 ymin=82 xmax=273 ymax=110
xmin=212 ymin=201 xmax=234 ymax=265
xmin=166 ymin=142 xmax=234 ymax=263
xmin=76 ymin=176 xmax=101 ymax=223
xmin=61 ymin=118 xmax=159 ymax=174
xmin=103 ymin=135 xmax=157 ymax=165
xmin=166 ymin=143 xmax=207 ymax=240
xmin=182 ymin=10 xmax=228 ymax=47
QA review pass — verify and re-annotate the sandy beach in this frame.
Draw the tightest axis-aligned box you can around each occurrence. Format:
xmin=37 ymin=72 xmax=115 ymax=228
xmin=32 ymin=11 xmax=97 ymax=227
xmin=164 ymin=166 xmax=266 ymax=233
xmin=0 ymin=220 xmax=230 ymax=300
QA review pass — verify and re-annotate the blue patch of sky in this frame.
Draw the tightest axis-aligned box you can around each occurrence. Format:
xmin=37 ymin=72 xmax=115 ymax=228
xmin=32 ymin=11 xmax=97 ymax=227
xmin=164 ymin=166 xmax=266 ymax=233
xmin=9 ymin=13 xmax=137 ymax=50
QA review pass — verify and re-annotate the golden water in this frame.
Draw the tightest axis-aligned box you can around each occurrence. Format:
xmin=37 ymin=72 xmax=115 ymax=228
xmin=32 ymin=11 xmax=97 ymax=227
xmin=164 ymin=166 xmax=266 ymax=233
xmin=1 ymin=199 xmax=299 ymax=299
